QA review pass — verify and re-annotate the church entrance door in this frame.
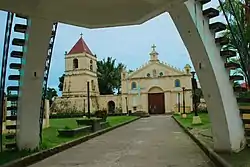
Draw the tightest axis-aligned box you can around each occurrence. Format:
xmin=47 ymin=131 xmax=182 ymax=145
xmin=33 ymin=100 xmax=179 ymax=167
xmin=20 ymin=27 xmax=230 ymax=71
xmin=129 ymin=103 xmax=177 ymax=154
xmin=148 ymin=93 xmax=165 ymax=114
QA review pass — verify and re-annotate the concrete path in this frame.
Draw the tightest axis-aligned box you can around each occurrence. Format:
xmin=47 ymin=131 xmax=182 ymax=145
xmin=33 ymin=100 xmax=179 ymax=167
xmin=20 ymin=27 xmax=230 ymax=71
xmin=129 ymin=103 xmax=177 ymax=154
xmin=30 ymin=116 xmax=214 ymax=167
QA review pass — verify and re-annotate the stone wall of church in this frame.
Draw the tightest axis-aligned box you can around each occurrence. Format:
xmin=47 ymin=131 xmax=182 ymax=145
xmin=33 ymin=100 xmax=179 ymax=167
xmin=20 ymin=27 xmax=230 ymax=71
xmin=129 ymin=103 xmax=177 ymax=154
xmin=53 ymin=97 xmax=97 ymax=113
xmin=53 ymin=95 xmax=123 ymax=114
xmin=97 ymin=95 xmax=122 ymax=113
xmin=170 ymin=89 xmax=192 ymax=113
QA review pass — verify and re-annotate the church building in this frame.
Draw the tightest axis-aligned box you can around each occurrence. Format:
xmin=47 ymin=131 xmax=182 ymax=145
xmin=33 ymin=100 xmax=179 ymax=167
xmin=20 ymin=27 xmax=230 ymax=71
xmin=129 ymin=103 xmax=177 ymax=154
xmin=55 ymin=37 xmax=193 ymax=114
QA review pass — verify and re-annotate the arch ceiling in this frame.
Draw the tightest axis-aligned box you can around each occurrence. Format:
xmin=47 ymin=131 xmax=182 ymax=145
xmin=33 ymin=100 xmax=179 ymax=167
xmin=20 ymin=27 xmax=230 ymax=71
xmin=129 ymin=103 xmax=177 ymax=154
xmin=0 ymin=0 xmax=185 ymax=28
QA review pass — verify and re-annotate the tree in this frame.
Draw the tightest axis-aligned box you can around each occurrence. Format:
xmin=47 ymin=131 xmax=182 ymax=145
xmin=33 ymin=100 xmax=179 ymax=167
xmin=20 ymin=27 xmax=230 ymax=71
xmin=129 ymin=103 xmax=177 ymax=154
xmin=46 ymin=87 xmax=58 ymax=106
xmin=97 ymin=57 xmax=125 ymax=95
xmin=218 ymin=0 xmax=250 ymax=86
xmin=58 ymin=74 xmax=65 ymax=91
xmin=114 ymin=63 xmax=125 ymax=94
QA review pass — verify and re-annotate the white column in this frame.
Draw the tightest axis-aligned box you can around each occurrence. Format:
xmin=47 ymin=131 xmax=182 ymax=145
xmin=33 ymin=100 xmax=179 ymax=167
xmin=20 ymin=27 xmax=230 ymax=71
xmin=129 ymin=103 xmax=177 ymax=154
xmin=165 ymin=92 xmax=172 ymax=113
xmin=17 ymin=17 xmax=53 ymax=150
xmin=169 ymin=1 xmax=245 ymax=152
xmin=43 ymin=99 xmax=50 ymax=129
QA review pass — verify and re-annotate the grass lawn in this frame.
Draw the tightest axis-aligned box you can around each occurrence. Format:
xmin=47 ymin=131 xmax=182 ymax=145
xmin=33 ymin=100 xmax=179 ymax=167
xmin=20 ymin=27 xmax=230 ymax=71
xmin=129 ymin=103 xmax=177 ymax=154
xmin=0 ymin=115 xmax=138 ymax=165
xmin=174 ymin=112 xmax=250 ymax=167
xmin=42 ymin=116 xmax=137 ymax=148
xmin=173 ymin=112 xmax=211 ymax=129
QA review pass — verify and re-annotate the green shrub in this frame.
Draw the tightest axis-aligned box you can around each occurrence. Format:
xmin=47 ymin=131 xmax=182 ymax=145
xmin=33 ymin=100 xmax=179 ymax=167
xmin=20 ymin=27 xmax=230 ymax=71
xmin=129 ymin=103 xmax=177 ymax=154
xmin=50 ymin=112 xmax=94 ymax=119
xmin=108 ymin=113 xmax=127 ymax=116
xmin=95 ymin=109 xmax=108 ymax=119
xmin=239 ymin=91 xmax=250 ymax=98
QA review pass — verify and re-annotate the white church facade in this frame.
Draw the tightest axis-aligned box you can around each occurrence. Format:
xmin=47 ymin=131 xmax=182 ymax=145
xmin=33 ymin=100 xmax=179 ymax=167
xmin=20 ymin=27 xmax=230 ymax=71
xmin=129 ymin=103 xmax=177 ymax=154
xmin=54 ymin=37 xmax=193 ymax=114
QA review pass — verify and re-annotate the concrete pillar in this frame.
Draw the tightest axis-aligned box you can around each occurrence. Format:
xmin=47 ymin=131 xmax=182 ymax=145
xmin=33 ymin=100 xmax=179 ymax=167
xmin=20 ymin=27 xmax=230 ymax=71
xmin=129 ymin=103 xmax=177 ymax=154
xmin=17 ymin=17 xmax=53 ymax=150
xmin=140 ymin=94 xmax=148 ymax=112
xmin=169 ymin=0 xmax=245 ymax=152
xmin=166 ymin=92 xmax=172 ymax=112
xmin=43 ymin=99 xmax=50 ymax=129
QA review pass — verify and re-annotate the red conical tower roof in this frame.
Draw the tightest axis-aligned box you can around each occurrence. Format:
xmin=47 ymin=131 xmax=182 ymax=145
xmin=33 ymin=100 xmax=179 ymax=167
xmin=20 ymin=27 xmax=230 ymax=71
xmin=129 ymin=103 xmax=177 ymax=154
xmin=67 ymin=37 xmax=93 ymax=55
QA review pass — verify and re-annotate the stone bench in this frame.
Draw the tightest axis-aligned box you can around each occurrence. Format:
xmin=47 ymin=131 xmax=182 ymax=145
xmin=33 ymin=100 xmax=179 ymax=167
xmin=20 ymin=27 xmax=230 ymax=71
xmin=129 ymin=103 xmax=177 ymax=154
xmin=76 ymin=118 xmax=109 ymax=132
xmin=58 ymin=125 xmax=92 ymax=137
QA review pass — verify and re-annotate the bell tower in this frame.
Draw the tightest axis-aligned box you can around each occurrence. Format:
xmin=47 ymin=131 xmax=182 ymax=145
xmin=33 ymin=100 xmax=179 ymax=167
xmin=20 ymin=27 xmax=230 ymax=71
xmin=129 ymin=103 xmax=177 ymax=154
xmin=62 ymin=35 xmax=100 ymax=107
xmin=149 ymin=44 xmax=159 ymax=62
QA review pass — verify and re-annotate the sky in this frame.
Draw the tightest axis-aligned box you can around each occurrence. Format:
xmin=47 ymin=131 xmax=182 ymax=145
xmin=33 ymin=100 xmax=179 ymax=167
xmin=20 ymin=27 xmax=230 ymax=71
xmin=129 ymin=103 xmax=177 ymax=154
xmin=0 ymin=0 xmax=222 ymax=93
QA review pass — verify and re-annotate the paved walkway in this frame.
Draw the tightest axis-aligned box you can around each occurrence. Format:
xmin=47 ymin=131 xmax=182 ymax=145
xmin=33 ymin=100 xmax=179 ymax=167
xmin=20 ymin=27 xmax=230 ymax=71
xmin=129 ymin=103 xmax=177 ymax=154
xmin=30 ymin=116 xmax=214 ymax=167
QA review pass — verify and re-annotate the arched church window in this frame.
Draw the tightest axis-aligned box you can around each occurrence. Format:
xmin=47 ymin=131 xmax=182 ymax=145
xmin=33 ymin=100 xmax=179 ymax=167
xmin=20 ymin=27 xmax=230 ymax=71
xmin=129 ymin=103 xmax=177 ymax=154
xmin=90 ymin=65 xmax=93 ymax=71
xmin=147 ymin=73 xmax=150 ymax=77
xmin=90 ymin=60 xmax=93 ymax=64
xmin=73 ymin=58 xmax=78 ymax=69
xmin=175 ymin=79 xmax=181 ymax=87
xmin=131 ymin=82 xmax=137 ymax=89
xmin=159 ymin=72 xmax=163 ymax=77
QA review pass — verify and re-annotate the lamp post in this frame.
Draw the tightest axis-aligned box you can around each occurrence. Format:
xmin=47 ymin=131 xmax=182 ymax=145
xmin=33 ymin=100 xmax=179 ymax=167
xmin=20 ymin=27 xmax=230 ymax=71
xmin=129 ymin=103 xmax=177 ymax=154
xmin=83 ymin=99 xmax=86 ymax=113
xmin=190 ymin=71 xmax=202 ymax=124
xmin=191 ymin=71 xmax=198 ymax=116
xmin=87 ymin=81 xmax=90 ymax=119
xmin=177 ymin=92 xmax=180 ymax=114
xmin=125 ymin=96 xmax=128 ymax=115
xmin=182 ymin=87 xmax=187 ymax=118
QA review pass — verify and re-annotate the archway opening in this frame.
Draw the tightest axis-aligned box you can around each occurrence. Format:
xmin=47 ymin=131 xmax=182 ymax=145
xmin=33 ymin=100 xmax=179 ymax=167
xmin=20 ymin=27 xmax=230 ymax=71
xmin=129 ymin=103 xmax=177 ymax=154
xmin=107 ymin=101 xmax=115 ymax=114
xmin=148 ymin=86 xmax=165 ymax=114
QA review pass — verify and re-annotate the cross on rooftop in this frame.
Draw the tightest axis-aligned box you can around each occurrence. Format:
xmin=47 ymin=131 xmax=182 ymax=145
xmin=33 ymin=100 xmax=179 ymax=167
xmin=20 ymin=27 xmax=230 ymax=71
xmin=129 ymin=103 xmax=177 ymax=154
xmin=152 ymin=44 xmax=156 ymax=51
xmin=80 ymin=33 xmax=83 ymax=37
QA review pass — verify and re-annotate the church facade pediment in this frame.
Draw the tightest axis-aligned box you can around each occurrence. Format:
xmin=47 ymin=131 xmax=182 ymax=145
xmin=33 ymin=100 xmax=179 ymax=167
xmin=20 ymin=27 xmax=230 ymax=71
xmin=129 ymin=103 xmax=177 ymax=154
xmin=128 ymin=62 xmax=186 ymax=79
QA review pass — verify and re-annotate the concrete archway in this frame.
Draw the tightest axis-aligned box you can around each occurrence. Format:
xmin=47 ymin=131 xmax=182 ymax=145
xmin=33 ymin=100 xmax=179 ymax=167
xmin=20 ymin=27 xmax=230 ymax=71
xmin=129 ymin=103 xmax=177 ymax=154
xmin=107 ymin=101 xmax=115 ymax=114
xmin=4 ymin=0 xmax=245 ymax=152
xmin=148 ymin=86 xmax=165 ymax=114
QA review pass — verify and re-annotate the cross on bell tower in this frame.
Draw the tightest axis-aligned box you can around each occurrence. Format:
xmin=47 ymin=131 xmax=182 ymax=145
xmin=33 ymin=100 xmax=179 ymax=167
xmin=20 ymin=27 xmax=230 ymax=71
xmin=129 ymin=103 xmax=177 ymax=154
xmin=149 ymin=44 xmax=159 ymax=61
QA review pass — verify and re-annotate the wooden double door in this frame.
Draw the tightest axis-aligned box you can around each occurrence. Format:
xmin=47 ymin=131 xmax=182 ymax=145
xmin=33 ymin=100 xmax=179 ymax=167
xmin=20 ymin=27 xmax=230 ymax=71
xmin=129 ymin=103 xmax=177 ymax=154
xmin=148 ymin=93 xmax=165 ymax=114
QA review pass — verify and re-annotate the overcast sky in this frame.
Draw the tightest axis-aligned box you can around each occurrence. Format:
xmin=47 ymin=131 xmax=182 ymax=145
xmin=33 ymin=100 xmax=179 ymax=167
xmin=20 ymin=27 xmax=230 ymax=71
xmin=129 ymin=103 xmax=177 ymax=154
xmin=0 ymin=0 xmax=222 ymax=93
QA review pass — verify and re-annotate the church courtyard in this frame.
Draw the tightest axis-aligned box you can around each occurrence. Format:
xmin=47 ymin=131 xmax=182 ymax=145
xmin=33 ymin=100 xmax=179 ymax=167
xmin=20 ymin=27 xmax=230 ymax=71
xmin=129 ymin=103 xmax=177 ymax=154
xmin=0 ymin=116 xmax=137 ymax=165
xmin=27 ymin=116 xmax=214 ymax=167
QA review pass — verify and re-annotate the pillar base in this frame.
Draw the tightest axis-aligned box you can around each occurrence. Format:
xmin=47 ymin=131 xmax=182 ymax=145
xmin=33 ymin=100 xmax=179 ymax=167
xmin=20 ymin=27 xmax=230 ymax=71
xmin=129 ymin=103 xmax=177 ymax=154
xmin=181 ymin=114 xmax=187 ymax=118
xmin=192 ymin=116 xmax=202 ymax=125
xmin=213 ymin=138 xmax=246 ymax=153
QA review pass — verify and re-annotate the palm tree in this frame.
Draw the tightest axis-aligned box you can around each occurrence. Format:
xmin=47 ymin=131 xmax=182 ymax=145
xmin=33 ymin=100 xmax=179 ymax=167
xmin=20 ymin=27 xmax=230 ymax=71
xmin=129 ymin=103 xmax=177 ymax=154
xmin=97 ymin=57 xmax=125 ymax=95
xmin=114 ymin=63 xmax=125 ymax=94
xmin=218 ymin=0 xmax=250 ymax=86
